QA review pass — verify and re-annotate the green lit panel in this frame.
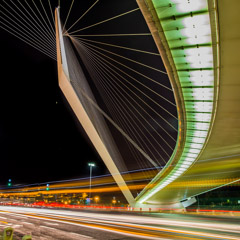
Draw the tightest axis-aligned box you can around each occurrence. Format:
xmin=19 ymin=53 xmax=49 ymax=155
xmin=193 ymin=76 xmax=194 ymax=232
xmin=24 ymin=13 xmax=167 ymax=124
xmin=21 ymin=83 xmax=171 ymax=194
xmin=176 ymin=61 xmax=213 ymax=70
xmin=181 ymin=152 xmax=199 ymax=158
xmin=186 ymin=113 xmax=212 ymax=122
xmin=186 ymin=112 xmax=212 ymax=122
xmin=178 ymin=70 xmax=213 ymax=77
xmin=185 ymin=130 xmax=208 ymax=138
xmin=152 ymin=0 xmax=208 ymax=13
xmin=185 ymin=101 xmax=213 ymax=113
xmin=152 ymin=0 xmax=176 ymax=9
xmin=138 ymin=0 xmax=216 ymax=204
xmin=179 ymin=70 xmax=213 ymax=76
xmin=176 ymin=62 xmax=213 ymax=69
xmin=173 ymin=57 xmax=189 ymax=64
xmin=180 ymin=77 xmax=214 ymax=87
xmin=171 ymin=46 xmax=213 ymax=57
xmin=165 ymin=30 xmax=185 ymax=41
xmin=154 ymin=6 xmax=180 ymax=19
xmin=186 ymin=137 xmax=206 ymax=144
xmin=182 ymin=147 xmax=201 ymax=155
xmin=183 ymin=88 xmax=214 ymax=101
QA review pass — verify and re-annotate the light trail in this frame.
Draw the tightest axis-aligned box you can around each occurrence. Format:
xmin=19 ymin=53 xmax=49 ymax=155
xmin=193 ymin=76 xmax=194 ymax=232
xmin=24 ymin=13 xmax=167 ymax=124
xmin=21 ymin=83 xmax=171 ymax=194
xmin=0 ymin=206 xmax=239 ymax=240
xmin=0 ymin=167 xmax=160 ymax=190
xmin=0 ymin=167 xmax=238 ymax=199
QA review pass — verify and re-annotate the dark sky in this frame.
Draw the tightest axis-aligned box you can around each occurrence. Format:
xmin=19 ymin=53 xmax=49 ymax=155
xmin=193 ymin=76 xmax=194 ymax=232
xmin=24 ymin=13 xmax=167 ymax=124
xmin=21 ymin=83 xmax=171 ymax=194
xmin=0 ymin=0 xmax=141 ymax=186
xmin=0 ymin=0 xmax=176 ymax=187
xmin=0 ymin=25 xmax=106 ymax=185
xmin=0 ymin=0 xmax=144 ymax=186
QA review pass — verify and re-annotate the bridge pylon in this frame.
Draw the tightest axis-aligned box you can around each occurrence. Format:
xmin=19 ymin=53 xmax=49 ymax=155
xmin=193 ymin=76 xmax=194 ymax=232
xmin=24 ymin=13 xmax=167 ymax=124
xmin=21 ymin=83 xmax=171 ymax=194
xmin=55 ymin=7 xmax=136 ymax=207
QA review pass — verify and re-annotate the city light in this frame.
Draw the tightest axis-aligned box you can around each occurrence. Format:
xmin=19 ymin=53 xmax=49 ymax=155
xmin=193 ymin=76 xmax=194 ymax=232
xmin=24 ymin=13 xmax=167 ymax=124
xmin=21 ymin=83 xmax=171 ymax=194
xmin=88 ymin=162 xmax=95 ymax=203
xmin=94 ymin=196 xmax=100 ymax=204
xmin=88 ymin=163 xmax=95 ymax=167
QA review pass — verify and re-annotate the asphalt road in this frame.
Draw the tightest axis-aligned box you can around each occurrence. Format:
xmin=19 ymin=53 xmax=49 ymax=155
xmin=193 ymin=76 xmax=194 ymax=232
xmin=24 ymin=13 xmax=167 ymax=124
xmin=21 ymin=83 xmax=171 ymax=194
xmin=0 ymin=206 xmax=239 ymax=239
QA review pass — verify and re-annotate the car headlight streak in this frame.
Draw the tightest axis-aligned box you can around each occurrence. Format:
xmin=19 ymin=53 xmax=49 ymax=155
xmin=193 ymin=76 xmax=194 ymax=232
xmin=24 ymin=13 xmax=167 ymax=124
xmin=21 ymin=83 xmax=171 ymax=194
xmin=138 ymin=0 xmax=216 ymax=204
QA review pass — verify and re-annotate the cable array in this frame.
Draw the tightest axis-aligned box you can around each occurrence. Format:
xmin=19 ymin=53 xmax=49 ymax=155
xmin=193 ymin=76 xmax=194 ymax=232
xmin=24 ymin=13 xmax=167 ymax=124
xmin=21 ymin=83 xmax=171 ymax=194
xmin=0 ymin=0 xmax=57 ymax=60
xmin=1 ymin=0 xmax=178 ymax=192
xmin=61 ymin=1 xmax=178 ymax=185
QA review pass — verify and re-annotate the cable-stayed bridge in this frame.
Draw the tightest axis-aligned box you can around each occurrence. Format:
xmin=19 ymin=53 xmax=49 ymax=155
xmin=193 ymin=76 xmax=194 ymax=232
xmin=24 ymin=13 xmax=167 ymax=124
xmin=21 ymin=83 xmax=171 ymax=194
xmin=1 ymin=0 xmax=240 ymax=209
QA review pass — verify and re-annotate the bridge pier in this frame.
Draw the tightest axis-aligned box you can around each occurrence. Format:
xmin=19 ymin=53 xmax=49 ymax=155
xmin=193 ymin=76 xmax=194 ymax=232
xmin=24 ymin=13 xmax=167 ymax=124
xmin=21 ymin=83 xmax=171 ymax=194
xmin=131 ymin=196 xmax=197 ymax=212
xmin=132 ymin=201 xmax=186 ymax=212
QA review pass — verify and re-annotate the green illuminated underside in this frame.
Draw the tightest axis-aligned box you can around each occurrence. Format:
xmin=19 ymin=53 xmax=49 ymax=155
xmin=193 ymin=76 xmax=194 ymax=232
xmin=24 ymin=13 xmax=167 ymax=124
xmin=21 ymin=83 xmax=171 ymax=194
xmin=137 ymin=0 xmax=216 ymax=204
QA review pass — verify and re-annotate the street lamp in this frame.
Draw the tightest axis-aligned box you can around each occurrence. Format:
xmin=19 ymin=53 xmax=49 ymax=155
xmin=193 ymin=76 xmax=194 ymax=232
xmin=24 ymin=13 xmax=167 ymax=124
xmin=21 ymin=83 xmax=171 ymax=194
xmin=112 ymin=199 xmax=117 ymax=206
xmin=94 ymin=196 xmax=100 ymax=204
xmin=88 ymin=163 xmax=95 ymax=203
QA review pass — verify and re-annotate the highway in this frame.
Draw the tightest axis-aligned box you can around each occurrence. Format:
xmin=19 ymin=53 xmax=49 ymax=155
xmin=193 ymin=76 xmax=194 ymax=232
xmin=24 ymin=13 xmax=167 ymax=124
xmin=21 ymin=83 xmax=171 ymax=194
xmin=0 ymin=206 xmax=239 ymax=239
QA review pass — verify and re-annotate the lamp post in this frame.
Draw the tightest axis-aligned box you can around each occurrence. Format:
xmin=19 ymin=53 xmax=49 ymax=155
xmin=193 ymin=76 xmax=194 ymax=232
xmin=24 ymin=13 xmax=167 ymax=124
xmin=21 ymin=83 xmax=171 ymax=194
xmin=94 ymin=196 xmax=100 ymax=205
xmin=88 ymin=163 xmax=95 ymax=203
xmin=112 ymin=196 xmax=116 ymax=207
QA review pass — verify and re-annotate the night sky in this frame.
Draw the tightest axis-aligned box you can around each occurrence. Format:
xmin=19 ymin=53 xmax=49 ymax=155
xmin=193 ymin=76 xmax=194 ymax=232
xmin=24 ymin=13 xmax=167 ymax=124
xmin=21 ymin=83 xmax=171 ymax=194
xmin=0 ymin=26 xmax=106 ymax=185
xmin=0 ymin=0 xmax=142 ymax=186
xmin=0 ymin=0 xmax=175 ymax=186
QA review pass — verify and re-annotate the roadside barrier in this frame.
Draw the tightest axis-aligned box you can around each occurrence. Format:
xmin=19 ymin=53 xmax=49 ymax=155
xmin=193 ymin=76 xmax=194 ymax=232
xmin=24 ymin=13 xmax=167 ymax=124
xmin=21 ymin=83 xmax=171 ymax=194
xmin=3 ymin=227 xmax=32 ymax=240
xmin=22 ymin=235 xmax=32 ymax=240
xmin=3 ymin=227 xmax=13 ymax=240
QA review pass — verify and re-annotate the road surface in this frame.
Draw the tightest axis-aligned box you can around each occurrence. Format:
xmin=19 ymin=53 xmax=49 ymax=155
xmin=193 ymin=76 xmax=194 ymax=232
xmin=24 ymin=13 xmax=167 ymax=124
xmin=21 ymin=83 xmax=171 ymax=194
xmin=0 ymin=206 xmax=239 ymax=239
